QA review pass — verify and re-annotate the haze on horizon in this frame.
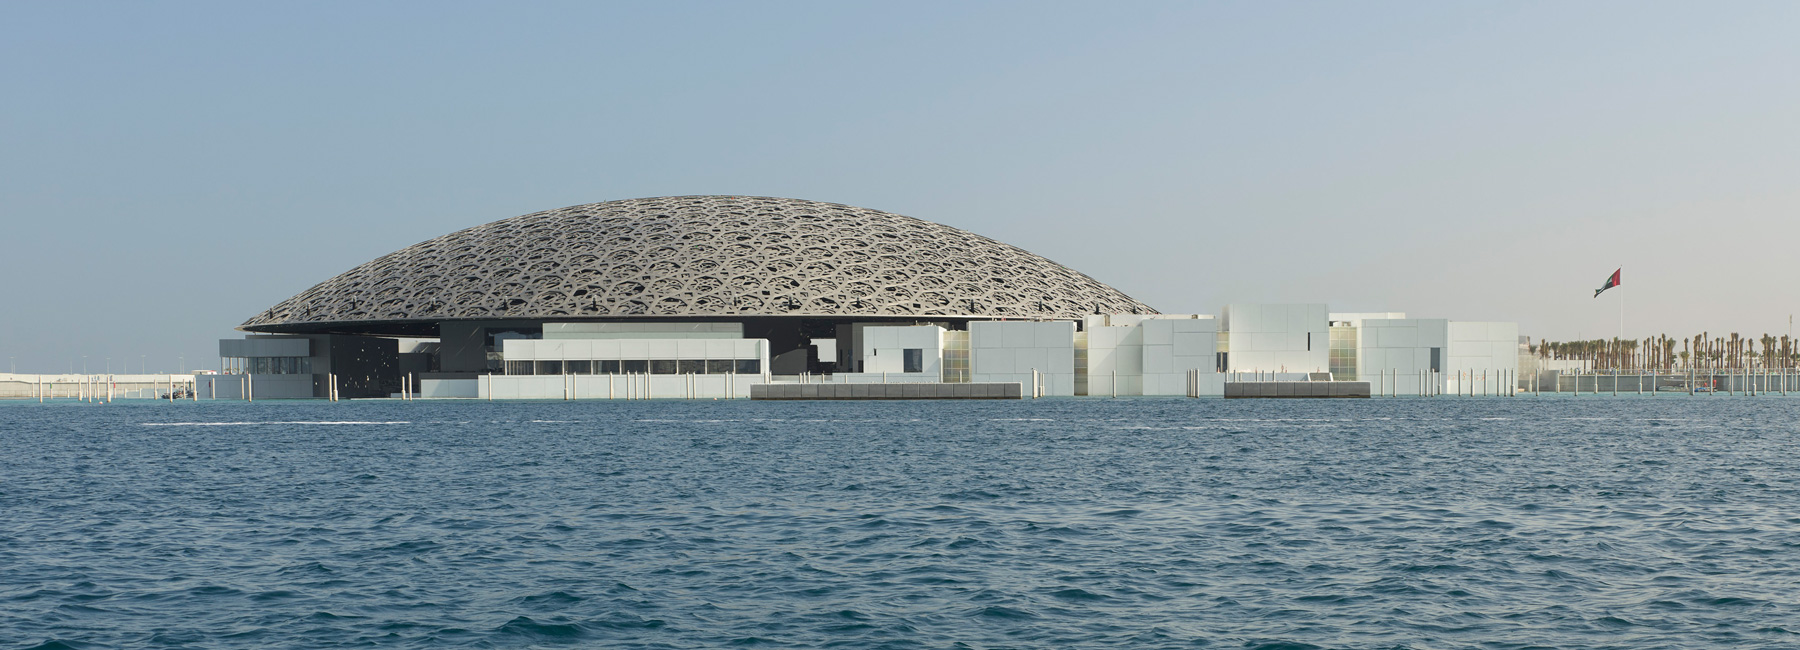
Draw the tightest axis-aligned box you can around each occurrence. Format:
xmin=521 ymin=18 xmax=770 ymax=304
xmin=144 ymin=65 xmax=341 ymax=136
xmin=2 ymin=1 xmax=1796 ymax=374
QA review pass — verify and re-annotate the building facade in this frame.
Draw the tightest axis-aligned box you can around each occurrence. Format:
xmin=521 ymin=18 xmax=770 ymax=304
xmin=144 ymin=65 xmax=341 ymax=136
xmin=208 ymin=195 xmax=1521 ymax=399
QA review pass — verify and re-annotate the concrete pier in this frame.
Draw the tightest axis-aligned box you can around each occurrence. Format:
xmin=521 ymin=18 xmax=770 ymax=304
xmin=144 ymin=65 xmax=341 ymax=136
xmin=752 ymin=382 xmax=1022 ymax=400
xmin=1224 ymin=381 xmax=1371 ymax=398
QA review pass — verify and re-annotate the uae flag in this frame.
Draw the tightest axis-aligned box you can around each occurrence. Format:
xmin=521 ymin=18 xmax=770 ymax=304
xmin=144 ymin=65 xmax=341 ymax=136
xmin=1594 ymin=268 xmax=1621 ymax=297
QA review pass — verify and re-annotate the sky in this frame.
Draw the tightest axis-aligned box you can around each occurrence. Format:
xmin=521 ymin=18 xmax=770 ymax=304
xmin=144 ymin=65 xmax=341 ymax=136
xmin=3 ymin=1 xmax=1798 ymax=374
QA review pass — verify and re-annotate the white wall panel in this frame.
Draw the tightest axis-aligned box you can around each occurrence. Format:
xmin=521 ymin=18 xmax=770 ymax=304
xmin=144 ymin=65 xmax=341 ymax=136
xmin=970 ymin=321 xmax=1076 ymax=396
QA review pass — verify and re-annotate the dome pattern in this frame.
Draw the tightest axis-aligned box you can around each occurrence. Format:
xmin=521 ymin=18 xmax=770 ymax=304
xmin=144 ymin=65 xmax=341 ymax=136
xmin=241 ymin=196 xmax=1154 ymax=331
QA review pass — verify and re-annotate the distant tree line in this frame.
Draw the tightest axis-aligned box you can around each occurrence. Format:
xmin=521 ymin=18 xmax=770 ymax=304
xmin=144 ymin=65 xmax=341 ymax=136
xmin=1534 ymin=333 xmax=1799 ymax=371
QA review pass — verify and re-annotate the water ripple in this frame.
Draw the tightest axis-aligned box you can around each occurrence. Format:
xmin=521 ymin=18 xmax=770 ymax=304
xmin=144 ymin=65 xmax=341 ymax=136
xmin=2 ymin=398 xmax=1799 ymax=648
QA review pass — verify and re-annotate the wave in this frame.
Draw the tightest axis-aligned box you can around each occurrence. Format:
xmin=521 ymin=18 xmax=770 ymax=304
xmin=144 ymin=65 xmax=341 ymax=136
xmin=140 ymin=421 xmax=411 ymax=426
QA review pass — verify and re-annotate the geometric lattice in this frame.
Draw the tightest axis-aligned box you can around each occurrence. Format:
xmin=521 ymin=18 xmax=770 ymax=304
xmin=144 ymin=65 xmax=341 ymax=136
xmin=240 ymin=196 xmax=1155 ymax=332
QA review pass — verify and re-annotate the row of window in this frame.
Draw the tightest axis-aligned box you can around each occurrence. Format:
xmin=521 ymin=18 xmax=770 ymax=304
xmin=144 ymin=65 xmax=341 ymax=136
xmin=1329 ymin=326 xmax=1359 ymax=380
xmin=942 ymin=331 xmax=971 ymax=383
xmin=503 ymin=359 xmax=762 ymax=376
xmin=224 ymin=356 xmax=312 ymax=375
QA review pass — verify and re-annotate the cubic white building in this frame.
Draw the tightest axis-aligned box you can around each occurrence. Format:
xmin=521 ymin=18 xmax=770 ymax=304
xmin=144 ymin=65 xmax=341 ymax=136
xmin=1446 ymin=321 xmax=1521 ymax=396
xmin=1223 ymin=304 xmax=1329 ymax=376
xmin=972 ymin=320 xmax=1077 ymax=396
xmin=1080 ymin=315 xmax=1221 ymax=397
xmin=1353 ymin=318 xmax=1446 ymax=396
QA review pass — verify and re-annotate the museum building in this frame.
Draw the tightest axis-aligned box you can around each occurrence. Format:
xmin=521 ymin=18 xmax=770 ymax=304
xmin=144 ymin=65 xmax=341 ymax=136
xmin=205 ymin=196 xmax=1520 ymax=399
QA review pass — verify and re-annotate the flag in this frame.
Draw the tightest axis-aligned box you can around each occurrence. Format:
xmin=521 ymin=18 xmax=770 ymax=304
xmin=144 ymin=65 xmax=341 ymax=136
xmin=1594 ymin=268 xmax=1620 ymax=297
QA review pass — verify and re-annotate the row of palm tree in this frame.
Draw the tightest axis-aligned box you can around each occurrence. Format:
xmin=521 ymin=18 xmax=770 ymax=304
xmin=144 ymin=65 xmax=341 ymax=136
xmin=1534 ymin=333 xmax=1799 ymax=371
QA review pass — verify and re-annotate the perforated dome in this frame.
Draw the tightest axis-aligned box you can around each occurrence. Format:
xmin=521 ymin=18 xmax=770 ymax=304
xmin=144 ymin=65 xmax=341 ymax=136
xmin=240 ymin=196 xmax=1155 ymax=332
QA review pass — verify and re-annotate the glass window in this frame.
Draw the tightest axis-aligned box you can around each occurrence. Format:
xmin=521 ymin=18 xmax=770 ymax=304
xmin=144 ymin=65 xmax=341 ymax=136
xmin=941 ymin=331 xmax=971 ymax=382
xmin=536 ymin=360 xmax=563 ymax=375
xmin=565 ymin=360 xmax=591 ymax=375
xmin=620 ymin=360 xmax=648 ymax=373
xmin=650 ymin=359 xmax=677 ymax=374
xmin=904 ymin=348 xmax=923 ymax=373
xmin=678 ymin=359 xmax=705 ymax=374
xmin=706 ymin=359 xmax=735 ymax=374
xmin=735 ymin=359 xmax=761 ymax=374
xmin=598 ymin=360 xmax=621 ymax=374
xmin=506 ymin=360 xmax=533 ymax=375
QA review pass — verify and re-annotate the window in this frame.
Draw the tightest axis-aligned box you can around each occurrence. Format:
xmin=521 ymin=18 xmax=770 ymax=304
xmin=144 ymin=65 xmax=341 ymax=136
xmin=528 ymin=357 xmax=760 ymax=375
xmin=1328 ymin=325 xmax=1358 ymax=381
xmin=941 ymin=331 xmax=970 ymax=383
xmin=1430 ymin=348 xmax=1442 ymax=372
xmin=903 ymin=348 xmax=923 ymax=373
xmin=228 ymin=356 xmax=314 ymax=375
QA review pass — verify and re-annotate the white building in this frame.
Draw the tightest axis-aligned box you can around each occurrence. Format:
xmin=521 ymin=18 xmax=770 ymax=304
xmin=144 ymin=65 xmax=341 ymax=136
xmin=972 ymin=320 xmax=1077 ymax=396
xmin=484 ymin=333 xmax=769 ymax=399
xmin=1222 ymin=304 xmax=1329 ymax=376
xmin=1081 ymin=315 xmax=1221 ymax=396
xmin=1446 ymin=321 xmax=1520 ymax=395
xmin=1316 ymin=317 xmax=1520 ymax=396
xmin=1354 ymin=318 xmax=1447 ymax=395
xmin=832 ymin=325 xmax=947 ymax=384
xmin=207 ymin=308 xmax=1519 ymax=400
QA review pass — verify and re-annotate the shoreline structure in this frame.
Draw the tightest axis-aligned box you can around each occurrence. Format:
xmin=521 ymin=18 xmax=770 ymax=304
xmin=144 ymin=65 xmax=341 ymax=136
xmin=13 ymin=197 xmax=1795 ymax=401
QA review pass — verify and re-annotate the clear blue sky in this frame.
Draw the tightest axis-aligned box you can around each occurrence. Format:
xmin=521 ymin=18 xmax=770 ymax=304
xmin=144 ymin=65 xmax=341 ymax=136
xmin=3 ymin=1 xmax=1797 ymax=373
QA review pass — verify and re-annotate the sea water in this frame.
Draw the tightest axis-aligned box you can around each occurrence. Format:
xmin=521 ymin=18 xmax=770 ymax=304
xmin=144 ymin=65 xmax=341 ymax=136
xmin=2 ymin=397 xmax=1798 ymax=649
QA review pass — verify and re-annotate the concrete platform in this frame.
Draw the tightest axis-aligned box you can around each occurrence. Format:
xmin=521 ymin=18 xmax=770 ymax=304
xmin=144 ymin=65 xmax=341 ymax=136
xmin=1224 ymin=381 xmax=1370 ymax=398
xmin=751 ymin=382 xmax=1023 ymax=400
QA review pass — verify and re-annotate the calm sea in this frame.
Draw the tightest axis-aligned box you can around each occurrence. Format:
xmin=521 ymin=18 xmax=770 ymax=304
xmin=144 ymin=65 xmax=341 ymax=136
xmin=3 ymin=397 xmax=1798 ymax=649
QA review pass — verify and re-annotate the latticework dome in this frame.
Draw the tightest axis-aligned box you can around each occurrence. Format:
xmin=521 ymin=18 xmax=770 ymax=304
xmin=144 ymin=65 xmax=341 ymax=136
xmin=241 ymin=196 xmax=1154 ymax=332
